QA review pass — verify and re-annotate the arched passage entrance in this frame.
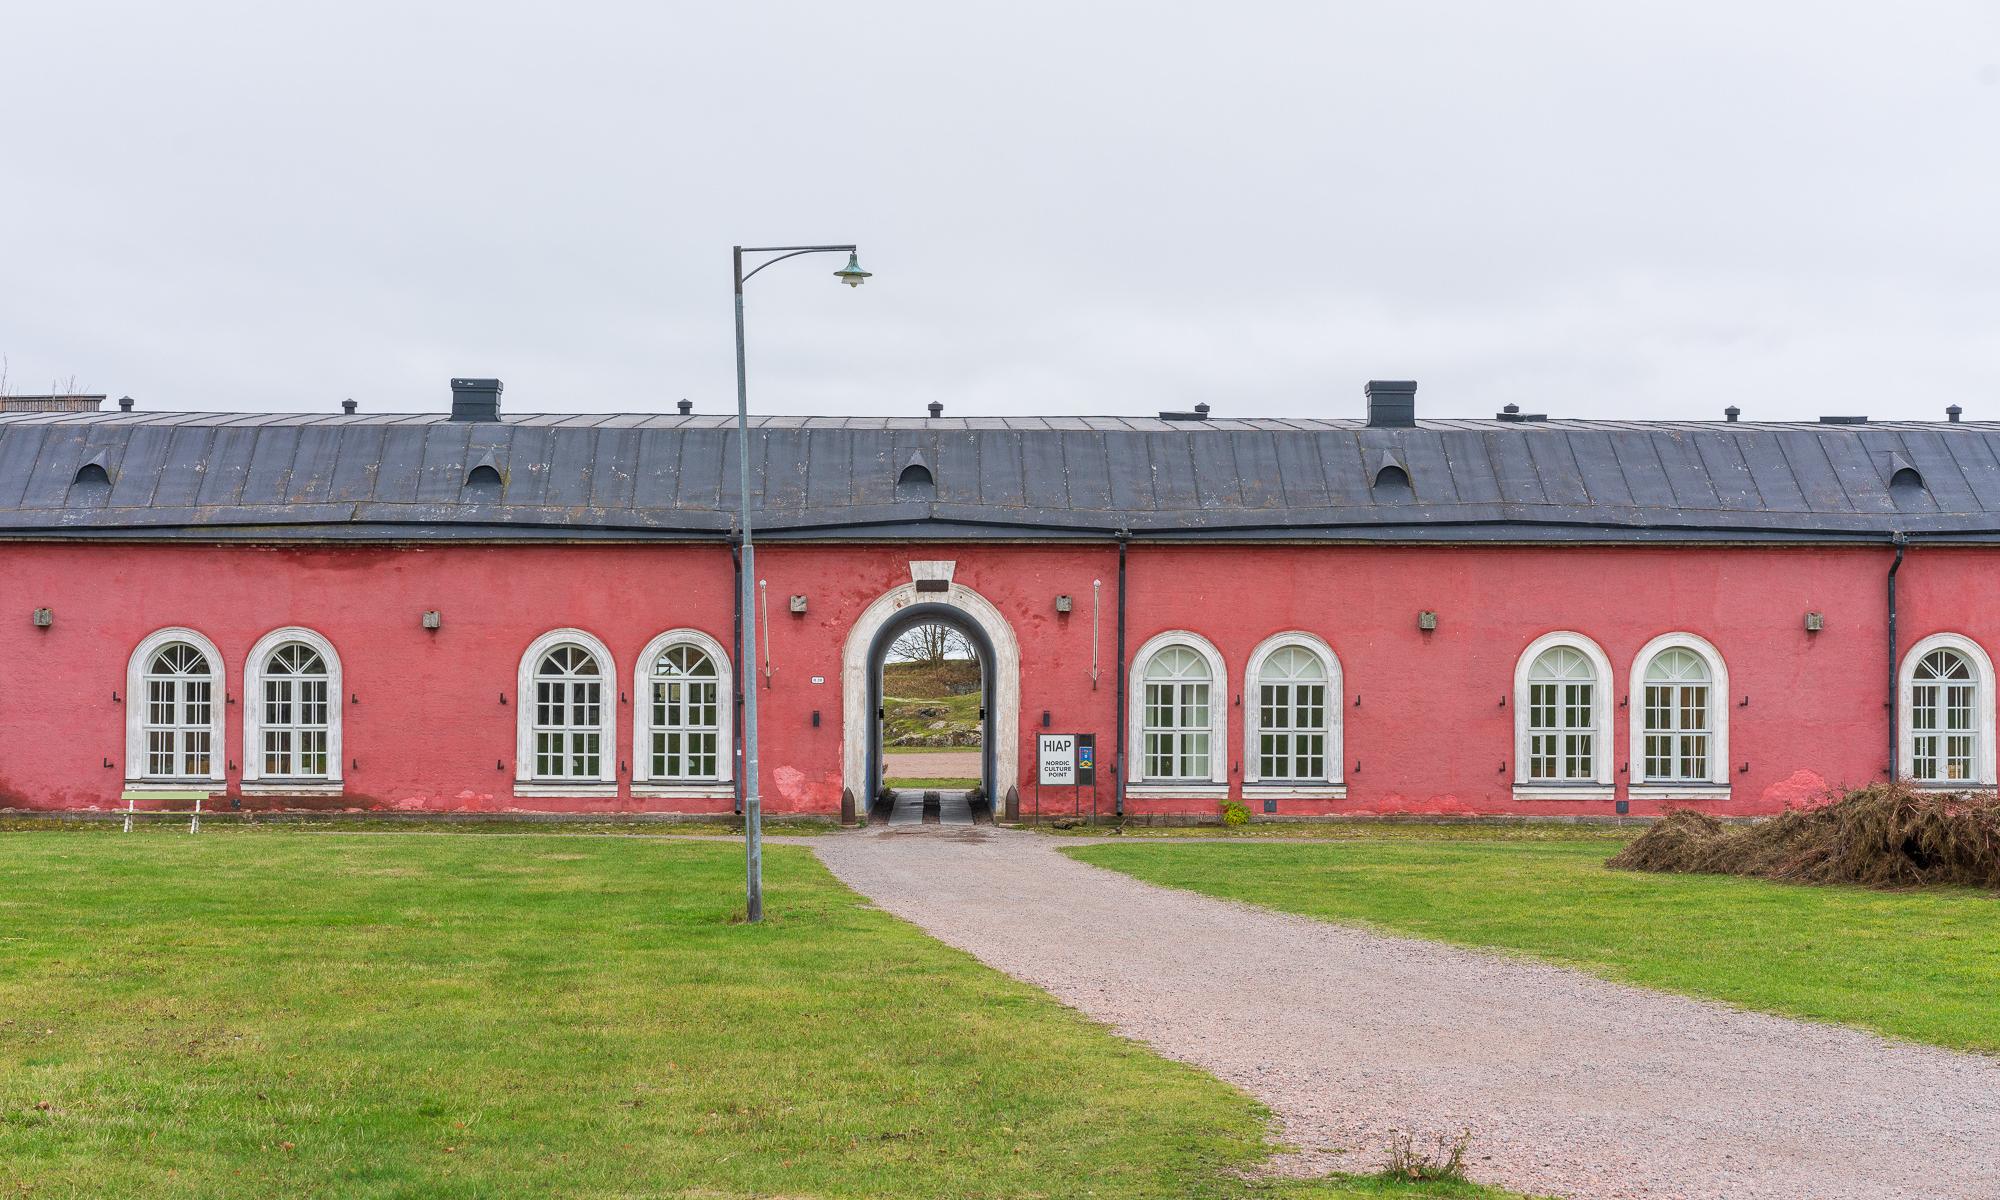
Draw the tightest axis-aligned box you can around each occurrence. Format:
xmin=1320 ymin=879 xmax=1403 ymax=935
xmin=842 ymin=574 xmax=1019 ymax=814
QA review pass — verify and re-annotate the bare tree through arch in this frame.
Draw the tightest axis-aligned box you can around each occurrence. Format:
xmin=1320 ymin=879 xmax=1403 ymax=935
xmin=881 ymin=620 xmax=984 ymax=794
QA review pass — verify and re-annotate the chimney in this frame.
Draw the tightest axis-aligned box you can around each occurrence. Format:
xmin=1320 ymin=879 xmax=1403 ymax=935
xmin=1365 ymin=380 xmax=1417 ymax=428
xmin=0 ymin=394 xmax=106 ymax=413
xmin=927 ymin=401 xmax=943 ymax=418
xmin=449 ymin=378 xmax=502 ymax=422
xmin=677 ymin=399 xmax=693 ymax=415
xmin=341 ymin=399 xmax=358 ymax=414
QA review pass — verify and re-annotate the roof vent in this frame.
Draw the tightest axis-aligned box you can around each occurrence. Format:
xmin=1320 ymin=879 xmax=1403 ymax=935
xmin=464 ymin=451 xmax=505 ymax=492
xmin=1947 ymin=405 xmax=1963 ymax=423
xmin=896 ymin=456 xmax=936 ymax=500
xmin=1724 ymin=406 xmax=1741 ymax=422
xmin=118 ymin=396 xmax=134 ymax=412
xmin=1365 ymin=381 xmax=1416 ymax=428
xmin=1366 ymin=449 xmax=1413 ymax=497
xmin=341 ymin=399 xmax=358 ymax=414
xmin=1885 ymin=452 xmax=1925 ymax=491
xmin=449 ymin=378 xmax=502 ymax=423
xmin=677 ymin=399 xmax=693 ymax=415
xmin=1496 ymin=403 xmax=1547 ymax=422
xmin=927 ymin=401 xmax=943 ymax=418
xmin=1159 ymin=403 xmax=1210 ymax=422
xmin=1818 ymin=415 xmax=1868 ymax=425
xmin=71 ymin=457 xmax=112 ymax=488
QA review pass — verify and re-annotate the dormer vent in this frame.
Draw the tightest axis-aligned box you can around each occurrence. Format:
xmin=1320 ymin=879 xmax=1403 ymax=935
xmin=72 ymin=459 xmax=112 ymax=488
xmin=1366 ymin=449 xmax=1413 ymax=498
xmin=895 ymin=455 xmax=936 ymax=500
xmin=1885 ymin=452 xmax=1924 ymax=492
xmin=465 ymin=452 xmax=505 ymax=492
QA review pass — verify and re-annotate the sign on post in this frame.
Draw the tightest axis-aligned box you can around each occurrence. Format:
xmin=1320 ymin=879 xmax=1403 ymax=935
xmin=1037 ymin=734 xmax=1077 ymax=785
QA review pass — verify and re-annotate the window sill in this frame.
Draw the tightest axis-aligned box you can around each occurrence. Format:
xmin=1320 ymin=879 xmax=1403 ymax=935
xmin=241 ymin=780 xmax=344 ymax=796
xmin=1512 ymin=784 xmax=1616 ymax=802
xmin=631 ymin=782 xmax=734 ymax=800
xmin=1627 ymin=784 xmax=1732 ymax=801
xmin=1125 ymin=783 xmax=1230 ymax=800
xmin=1909 ymin=782 xmax=1998 ymax=793
xmin=1243 ymin=783 xmax=1348 ymax=800
xmin=513 ymin=781 xmax=618 ymax=798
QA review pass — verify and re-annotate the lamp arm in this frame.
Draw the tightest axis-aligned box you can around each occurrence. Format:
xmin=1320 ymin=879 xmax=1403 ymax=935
xmin=738 ymin=245 xmax=858 ymax=285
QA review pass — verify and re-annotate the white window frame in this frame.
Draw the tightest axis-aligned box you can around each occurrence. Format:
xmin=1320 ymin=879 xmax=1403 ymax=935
xmin=1126 ymin=630 xmax=1228 ymax=795
xmin=1242 ymin=631 xmax=1344 ymax=798
xmin=125 ymin=627 xmax=226 ymax=789
xmin=632 ymin=628 xmax=734 ymax=799
xmin=1627 ymin=632 xmax=1730 ymax=797
xmin=242 ymin=626 xmax=343 ymax=793
xmin=515 ymin=628 xmax=617 ymax=795
xmin=1512 ymin=631 xmax=1615 ymax=800
xmin=1899 ymin=632 xmax=1997 ymax=788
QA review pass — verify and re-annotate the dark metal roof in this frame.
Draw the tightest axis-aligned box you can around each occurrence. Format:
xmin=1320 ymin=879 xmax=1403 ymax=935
xmin=4 ymin=409 xmax=2000 ymax=543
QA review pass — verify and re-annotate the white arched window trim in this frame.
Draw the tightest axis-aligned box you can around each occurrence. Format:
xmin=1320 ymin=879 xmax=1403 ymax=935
xmin=125 ymin=626 xmax=226 ymax=789
xmin=1899 ymin=631 xmax=1997 ymax=789
xmin=1127 ymin=630 xmax=1228 ymax=797
xmin=1512 ymin=630 xmax=1615 ymax=800
xmin=1627 ymin=632 xmax=1731 ymax=797
xmin=1242 ymin=631 xmax=1345 ymax=798
xmin=242 ymin=626 xmax=344 ymax=793
xmin=515 ymin=628 xmax=618 ymax=794
xmin=632 ymin=628 xmax=734 ymax=799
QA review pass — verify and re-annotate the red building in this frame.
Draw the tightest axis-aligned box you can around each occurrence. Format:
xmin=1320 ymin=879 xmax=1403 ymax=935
xmin=2 ymin=379 xmax=1993 ymax=820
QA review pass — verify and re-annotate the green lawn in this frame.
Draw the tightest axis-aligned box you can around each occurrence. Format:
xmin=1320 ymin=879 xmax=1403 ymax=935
xmin=0 ymin=830 xmax=1513 ymax=1199
xmin=1066 ymin=836 xmax=2000 ymax=1055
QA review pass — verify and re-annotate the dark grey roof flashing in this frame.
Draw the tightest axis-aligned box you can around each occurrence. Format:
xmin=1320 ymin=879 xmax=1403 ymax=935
xmin=7 ymin=408 xmax=2000 ymax=543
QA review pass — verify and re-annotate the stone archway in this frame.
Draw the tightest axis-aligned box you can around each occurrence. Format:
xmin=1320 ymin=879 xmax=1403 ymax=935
xmin=842 ymin=566 xmax=1019 ymax=814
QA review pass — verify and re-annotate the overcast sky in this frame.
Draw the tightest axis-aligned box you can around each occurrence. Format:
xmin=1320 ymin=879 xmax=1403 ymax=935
xmin=3 ymin=2 xmax=1997 ymax=422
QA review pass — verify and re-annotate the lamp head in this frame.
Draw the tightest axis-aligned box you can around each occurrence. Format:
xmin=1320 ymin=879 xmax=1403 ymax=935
xmin=833 ymin=252 xmax=872 ymax=288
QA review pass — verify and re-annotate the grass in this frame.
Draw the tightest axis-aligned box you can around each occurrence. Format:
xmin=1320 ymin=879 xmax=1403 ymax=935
xmin=0 ymin=814 xmax=842 ymax=837
xmin=879 ymin=777 xmax=981 ymax=790
xmin=1065 ymin=835 xmax=2000 ymax=1055
xmin=1040 ymin=820 xmax=1635 ymax=842
xmin=0 ymin=830 xmax=1518 ymax=1199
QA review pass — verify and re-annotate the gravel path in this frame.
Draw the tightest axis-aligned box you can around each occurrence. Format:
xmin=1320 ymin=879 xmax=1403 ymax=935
xmin=812 ymin=826 xmax=2000 ymax=1200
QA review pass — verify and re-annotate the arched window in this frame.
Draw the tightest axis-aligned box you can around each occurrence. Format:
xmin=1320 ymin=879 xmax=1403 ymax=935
xmin=633 ymin=629 xmax=733 ymax=788
xmin=126 ymin=628 xmax=225 ymax=784
xmin=244 ymin=627 xmax=343 ymax=788
xmin=1900 ymin=633 xmax=1996 ymax=786
xmin=1243 ymin=633 xmax=1342 ymax=787
xmin=1629 ymin=633 xmax=1729 ymax=791
xmin=516 ymin=630 xmax=616 ymax=789
xmin=1128 ymin=632 xmax=1227 ymax=787
xmin=1513 ymin=632 xmax=1614 ymax=794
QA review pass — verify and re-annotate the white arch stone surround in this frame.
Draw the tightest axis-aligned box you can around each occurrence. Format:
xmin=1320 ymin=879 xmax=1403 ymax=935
xmin=842 ymin=575 xmax=1020 ymax=812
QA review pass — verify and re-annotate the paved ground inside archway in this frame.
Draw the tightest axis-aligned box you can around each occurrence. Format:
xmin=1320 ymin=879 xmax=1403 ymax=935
xmin=811 ymin=827 xmax=2000 ymax=1200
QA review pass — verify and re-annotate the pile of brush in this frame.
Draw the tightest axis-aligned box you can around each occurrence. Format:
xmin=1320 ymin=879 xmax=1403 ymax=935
xmin=1609 ymin=784 xmax=2000 ymax=889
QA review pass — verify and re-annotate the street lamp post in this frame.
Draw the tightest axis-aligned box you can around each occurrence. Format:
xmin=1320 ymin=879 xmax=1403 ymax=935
xmin=733 ymin=243 xmax=871 ymax=923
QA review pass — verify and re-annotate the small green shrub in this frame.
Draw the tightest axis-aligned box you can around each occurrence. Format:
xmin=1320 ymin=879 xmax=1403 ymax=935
xmin=1219 ymin=800 xmax=1250 ymax=827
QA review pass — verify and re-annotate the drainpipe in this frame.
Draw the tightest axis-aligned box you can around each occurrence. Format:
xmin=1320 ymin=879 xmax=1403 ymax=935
xmin=732 ymin=539 xmax=745 ymax=817
xmin=1886 ymin=532 xmax=1908 ymax=781
xmin=1114 ymin=531 xmax=1129 ymax=818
